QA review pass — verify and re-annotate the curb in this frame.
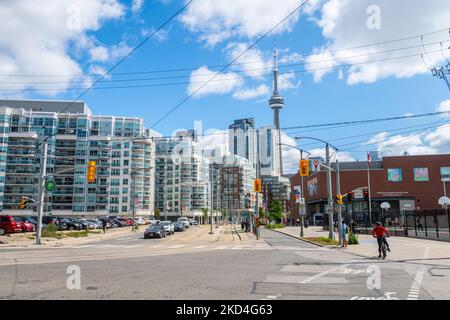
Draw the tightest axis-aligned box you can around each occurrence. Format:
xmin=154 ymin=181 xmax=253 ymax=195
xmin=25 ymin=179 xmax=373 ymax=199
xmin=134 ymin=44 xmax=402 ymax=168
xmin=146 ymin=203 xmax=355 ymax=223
xmin=269 ymin=228 xmax=324 ymax=247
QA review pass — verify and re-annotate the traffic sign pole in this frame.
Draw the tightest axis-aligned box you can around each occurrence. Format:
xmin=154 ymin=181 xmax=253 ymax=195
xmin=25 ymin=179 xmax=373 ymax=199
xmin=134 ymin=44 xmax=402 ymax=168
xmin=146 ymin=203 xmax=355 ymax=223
xmin=336 ymin=160 xmax=342 ymax=246
xmin=36 ymin=141 xmax=48 ymax=245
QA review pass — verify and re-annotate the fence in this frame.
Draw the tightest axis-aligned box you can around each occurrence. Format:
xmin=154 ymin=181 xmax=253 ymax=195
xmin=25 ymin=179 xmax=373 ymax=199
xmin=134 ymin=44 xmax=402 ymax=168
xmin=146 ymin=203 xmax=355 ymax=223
xmin=324 ymin=208 xmax=450 ymax=242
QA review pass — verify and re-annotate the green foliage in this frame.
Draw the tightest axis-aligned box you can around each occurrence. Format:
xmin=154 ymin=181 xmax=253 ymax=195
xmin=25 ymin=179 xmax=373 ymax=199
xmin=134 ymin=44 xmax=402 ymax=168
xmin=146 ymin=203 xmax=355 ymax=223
xmin=348 ymin=233 xmax=359 ymax=245
xmin=154 ymin=208 xmax=161 ymax=219
xmin=201 ymin=208 xmax=209 ymax=223
xmin=305 ymin=237 xmax=340 ymax=246
xmin=265 ymin=223 xmax=285 ymax=230
xmin=65 ymin=230 xmax=89 ymax=238
xmin=268 ymin=200 xmax=284 ymax=223
xmin=41 ymin=224 xmax=63 ymax=238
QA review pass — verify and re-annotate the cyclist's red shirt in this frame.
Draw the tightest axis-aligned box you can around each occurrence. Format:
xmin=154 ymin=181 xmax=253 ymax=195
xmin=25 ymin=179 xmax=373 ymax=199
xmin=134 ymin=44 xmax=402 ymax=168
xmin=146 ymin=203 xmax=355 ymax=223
xmin=372 ymin=226 xmax=390 ymax=238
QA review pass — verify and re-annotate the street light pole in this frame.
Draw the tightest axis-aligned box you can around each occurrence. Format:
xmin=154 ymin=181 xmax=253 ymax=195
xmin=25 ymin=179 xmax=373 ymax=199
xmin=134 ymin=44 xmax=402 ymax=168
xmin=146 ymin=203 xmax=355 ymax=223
xmin=300 ymin=150 xmax=304 ymax=238
xmin=209 ymin=169 xmax=213 ymax=234
xmin=336 ymin=159 xmax=342 ymax=246
xmin=35 ymin=141 xmax=48 ymax=245
xmin=326 ymin=143 xmax=334 ymax=240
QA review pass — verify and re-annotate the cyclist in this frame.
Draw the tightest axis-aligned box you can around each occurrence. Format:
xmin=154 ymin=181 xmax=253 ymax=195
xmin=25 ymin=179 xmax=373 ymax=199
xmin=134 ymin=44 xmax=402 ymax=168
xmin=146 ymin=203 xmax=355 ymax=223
xmin=372 ymin=222 xmax=391 ymax=258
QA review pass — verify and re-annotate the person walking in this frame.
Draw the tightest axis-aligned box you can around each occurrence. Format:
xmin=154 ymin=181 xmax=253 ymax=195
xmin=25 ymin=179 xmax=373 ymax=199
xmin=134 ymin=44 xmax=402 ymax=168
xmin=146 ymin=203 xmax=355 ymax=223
xmin=102 ymin=219 xmax=107 ymax=234
xmin=417 ymin=217 xmax=424 ymax=232
xmin=341 ymin=220 xmax=348 ymax=247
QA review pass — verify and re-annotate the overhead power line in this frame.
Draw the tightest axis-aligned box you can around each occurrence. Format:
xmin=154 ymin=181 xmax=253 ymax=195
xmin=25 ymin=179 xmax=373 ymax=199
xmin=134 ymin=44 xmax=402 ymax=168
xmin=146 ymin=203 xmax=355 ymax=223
xmin=1 ymin=27 xmax=448 ymax=78
xmin=149 ymin=0 xmax=313 ymax=129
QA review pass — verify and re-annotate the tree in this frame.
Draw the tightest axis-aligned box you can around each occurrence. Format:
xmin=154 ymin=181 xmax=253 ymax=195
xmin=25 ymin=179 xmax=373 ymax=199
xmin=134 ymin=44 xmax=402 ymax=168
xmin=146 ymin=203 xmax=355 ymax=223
xmin=268 ymin=200 xmax=284 ymax=224
xmin=201 ymin=208 xmax=209 ymax=225
xmin=154 ymin=208 xmax=161 ymax=219
xmin=258 ymin=207 xmax=267 ymax=224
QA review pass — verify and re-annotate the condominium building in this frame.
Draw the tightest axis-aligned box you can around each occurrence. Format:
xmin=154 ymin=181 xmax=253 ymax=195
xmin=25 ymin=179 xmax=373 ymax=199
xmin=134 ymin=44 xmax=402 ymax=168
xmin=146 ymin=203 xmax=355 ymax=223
xmin=0 ymin=99 xmax=157 ymax=217
xmin=209 ymin=155 xmax=257 ymax=219
xmin=155 ymin=130 xmax=210 ymax=219
xmin=257 ymin=126 xmax=281 ymax=176
xmin=261 ymin=175 xmax=291 ymax=212
xmin=228 ymin=118 xmax=257 ymax=168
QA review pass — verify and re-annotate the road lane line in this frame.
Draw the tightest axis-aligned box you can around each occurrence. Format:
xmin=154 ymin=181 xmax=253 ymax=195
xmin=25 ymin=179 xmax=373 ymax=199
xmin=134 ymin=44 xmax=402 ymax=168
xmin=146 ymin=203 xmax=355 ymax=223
xmin=298 ymin=264 xmax=349 ymax=284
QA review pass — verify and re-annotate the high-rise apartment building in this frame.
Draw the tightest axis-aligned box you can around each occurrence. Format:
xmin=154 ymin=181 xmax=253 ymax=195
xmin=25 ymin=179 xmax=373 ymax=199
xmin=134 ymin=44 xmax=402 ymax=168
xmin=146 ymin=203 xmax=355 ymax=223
xmin=155 ymin=130 xmax=210 ymax=219
xmin=0 ymin=99 xmax=157 ymax=217
xmin=257 ymin=126 xmax=281 ymax=177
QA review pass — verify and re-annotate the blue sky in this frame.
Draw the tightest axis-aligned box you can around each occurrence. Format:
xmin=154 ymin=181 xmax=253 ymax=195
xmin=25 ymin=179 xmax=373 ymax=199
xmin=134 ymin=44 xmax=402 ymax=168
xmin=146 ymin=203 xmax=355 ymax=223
xmin=1 ymin=0 xmax=450 ymax=172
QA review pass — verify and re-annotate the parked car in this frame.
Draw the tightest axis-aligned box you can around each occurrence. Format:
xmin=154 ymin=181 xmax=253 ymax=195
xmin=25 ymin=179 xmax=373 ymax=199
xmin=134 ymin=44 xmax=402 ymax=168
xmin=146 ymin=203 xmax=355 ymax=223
xmin=0 ymin=215 xmax=24 ymax=235
xmin=86 ymin=219 xmax=103 ymax=229
xmin=14 ymin=217 xmax=36 ymax=232
xmin=144 ymin=224 xmax=167 ymax=239
xmin=112 ymin=218 xmax=127 ymax=228
xmin=117 ymin=218 xmax=132 ymax=226
xmin=58 ymin=218 xmax=83 ymax=231
xmin=42 ymin=216 xmax=68 ymax=231
xmin=148 ymin=218 xmax=156 ymax=225
xmin=173 ymin=221 xmax=186 ymax=232
xmin=134 ymin=217 xmax=146 ymax=225
xmin=160 ymin=221 xmax=174 ymax=235
xmin=177 ymin=217 xmax=190 ymax=229
xmin=189 ymin=219 xmax=198 ymax=226
xmin=70 ymin=218 xmax=92 ymax=230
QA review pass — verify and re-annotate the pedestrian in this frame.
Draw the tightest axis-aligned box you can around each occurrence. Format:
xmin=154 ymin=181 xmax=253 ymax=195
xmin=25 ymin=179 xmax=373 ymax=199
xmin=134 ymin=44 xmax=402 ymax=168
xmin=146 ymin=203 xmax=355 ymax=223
xmin=245 ymin=218 xmax=250 ymax=232
xmin=304 ymin=219 xmax=309 ymax=228
xmin=296 ymin=218 xmax=300 ymax=227
xmin=417 ymin=217 xmax=424 ymax=231
xmin=102 ymin=219 xmax=107 ymax=234
xmin=241 ymin=219 xmax=245 ymax=231
xmin=341 ymin=220 xmax=348 ymax=247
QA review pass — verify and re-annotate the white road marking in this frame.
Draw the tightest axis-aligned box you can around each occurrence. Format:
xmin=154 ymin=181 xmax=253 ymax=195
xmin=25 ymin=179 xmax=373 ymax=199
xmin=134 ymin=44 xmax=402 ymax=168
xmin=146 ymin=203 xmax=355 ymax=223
xmin=193 ymin=245 xmax=208 ymax=249
xmin=168 ymin=245 xmax=185 ymax=249
xmin=299 ymin=264 xmax=349 ymax=284
xmin=214 ymin=246 xmax=229 ymax=250
xmin=406 ymin=246 xmax=429 ymax=300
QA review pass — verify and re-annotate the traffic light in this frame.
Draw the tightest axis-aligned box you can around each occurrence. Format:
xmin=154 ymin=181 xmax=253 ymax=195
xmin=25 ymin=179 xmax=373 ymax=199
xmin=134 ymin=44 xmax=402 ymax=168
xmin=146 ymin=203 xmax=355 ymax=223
xmin=19 ymin=197 xmax=28 ymax=209
xmin=335 ymin=194 xmax=343 ymax=205
xmin=347 ymin=191 xmax=353 ymax=202
xmin=87 ymin=161 xmax=97 ymax=183
xmin=254 ymin=179 xmax=262 ymax=193
xmin=299 ymin=160 xmax=309 ymax=177
xmin=364 ymin=190 xmax=369 ymax=201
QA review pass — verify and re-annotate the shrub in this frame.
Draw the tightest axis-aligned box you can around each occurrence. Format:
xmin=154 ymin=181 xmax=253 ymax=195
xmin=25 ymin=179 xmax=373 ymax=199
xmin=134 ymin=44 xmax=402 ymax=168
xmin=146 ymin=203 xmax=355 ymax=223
xmin=348 ymin=233 xmax=359 ymax=245
xmin=265 ymin=223 xmax=285 ymax=230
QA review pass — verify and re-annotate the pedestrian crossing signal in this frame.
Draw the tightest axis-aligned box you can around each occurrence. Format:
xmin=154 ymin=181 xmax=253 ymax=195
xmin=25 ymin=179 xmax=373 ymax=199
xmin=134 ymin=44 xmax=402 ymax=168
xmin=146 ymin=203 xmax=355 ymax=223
xmin=87 ymin=161 xmax=97 ymax=183
xmin=254 ymin=179 xmax=262 ymax=193
xmin=300 ymin=160 xmax=309 ymax=177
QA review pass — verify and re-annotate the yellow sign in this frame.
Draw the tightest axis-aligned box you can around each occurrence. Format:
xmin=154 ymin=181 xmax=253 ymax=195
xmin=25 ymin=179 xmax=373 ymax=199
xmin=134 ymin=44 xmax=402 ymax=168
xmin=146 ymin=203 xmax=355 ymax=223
xmin=254 ymin=179 xmax=262 ymax=193
xmin=300 ymin=160 xmax=309 ymax=177
xmin=87 ymin=161 xmax=97 ymax=183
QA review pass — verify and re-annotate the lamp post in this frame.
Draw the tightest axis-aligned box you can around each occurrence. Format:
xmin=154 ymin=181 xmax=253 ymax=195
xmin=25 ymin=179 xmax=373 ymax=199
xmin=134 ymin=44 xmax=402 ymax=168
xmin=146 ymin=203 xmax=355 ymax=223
xmin=295 ymin=137 xmax=339 ymax=240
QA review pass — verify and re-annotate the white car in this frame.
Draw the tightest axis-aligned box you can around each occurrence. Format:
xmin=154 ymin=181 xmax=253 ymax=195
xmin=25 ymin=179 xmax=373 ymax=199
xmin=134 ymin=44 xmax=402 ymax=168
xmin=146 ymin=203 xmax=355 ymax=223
xmin=160 ymin=221 xmax=174 ymax=235
xmin=134 ymin=217 xmax=146 ymax=225
xmin=177 ymin=217 xmax=190 ymax=229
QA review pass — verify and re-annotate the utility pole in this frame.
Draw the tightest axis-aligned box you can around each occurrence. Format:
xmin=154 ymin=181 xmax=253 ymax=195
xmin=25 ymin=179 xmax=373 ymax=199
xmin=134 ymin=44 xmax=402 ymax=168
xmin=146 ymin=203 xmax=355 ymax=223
xmin=132 ymin=171 xmax=137 ymax=230
xmin=336 ymin=159 xmax=342 ymax=246
xmin=35 ymin=141 xmax=48 ymax=245
xmin=300 ymin=150 xmax=304 ymax=238
xmin=209 ymin=169 xmax=213 ymax=234
xmin=326 ymin=143 xmax=334 ymax=240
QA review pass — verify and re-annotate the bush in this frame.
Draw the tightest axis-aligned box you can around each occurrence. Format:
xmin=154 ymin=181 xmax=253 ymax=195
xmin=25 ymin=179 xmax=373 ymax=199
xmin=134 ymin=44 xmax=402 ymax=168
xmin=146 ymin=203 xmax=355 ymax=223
xmin=348 ymin=233 xmax=359 ymax=245
xmin=265 ymin=223 xmax=285 ymax=230
xmin=41 ymin=224 xmax=62 ymax=238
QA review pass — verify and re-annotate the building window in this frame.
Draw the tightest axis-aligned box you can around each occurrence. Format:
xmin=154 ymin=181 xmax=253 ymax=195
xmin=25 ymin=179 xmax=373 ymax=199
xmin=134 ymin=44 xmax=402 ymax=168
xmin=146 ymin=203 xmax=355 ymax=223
xmin=441 ymin=167 xmax=450 ymax=181
xmin=414 ymin=168 xmax=429 ymax=182
xmin=387 ymin=168 xmax=403 ymax=182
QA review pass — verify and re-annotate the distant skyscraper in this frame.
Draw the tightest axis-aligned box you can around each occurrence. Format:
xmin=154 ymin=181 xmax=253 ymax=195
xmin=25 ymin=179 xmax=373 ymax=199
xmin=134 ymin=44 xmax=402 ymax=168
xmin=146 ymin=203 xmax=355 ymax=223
xmin=228 ymin=118 xmax=257 ymax=167
xmin=257 ymin=126 xmax=281 ymax=176
xmin=269 ymin=48 xmax=285 ymax=175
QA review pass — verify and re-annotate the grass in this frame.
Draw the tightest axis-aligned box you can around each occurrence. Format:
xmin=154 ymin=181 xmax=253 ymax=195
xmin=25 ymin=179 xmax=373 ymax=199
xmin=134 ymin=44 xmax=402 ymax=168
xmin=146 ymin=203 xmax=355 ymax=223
xmin=265 ymin=223 xmax=285 ymax=230
xmin=348 ymin=233 xmax=359 ymax=245
xmin=304 ymin=237 xmax=339 ymax=246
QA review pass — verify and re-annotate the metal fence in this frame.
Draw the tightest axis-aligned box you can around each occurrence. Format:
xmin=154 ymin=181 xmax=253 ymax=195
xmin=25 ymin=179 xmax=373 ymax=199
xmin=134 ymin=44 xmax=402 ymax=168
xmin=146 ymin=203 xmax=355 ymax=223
xmin=328 ymin=209 xmax=450 ymax=242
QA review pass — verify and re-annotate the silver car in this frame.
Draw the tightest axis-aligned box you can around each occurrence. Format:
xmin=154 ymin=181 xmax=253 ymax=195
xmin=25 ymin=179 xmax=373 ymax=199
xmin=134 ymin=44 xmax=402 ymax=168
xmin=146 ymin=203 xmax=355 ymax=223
xmin=160 ymin=221 xmax=174 ymax=235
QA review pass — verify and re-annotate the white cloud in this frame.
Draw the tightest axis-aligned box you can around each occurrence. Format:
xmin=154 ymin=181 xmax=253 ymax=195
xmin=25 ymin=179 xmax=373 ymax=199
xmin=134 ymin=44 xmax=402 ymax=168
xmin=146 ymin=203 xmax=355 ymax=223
xmin=187 ymin=66 xmax=243 ymax=97
xmin=437 ymin=99 xmax=450 ymax=117
xmin=0 ymin=0 xmax=125 ymax=96
xmin=226 ymin=43 xmax=271 ymax=78
xmin=279 ymin=72 xmax=301 ymax=90
xmin=180 ymin=0 xmax=304 ymax=46
xmin=131 ymin=0 xmax=145 ymax=13
xmin=89 ymin=46 xmax=110 ymax=62
xmin=233 ymin=84 xmax=270 ymax=100
xmin=307 ymin=0 xmax=450 ymax=84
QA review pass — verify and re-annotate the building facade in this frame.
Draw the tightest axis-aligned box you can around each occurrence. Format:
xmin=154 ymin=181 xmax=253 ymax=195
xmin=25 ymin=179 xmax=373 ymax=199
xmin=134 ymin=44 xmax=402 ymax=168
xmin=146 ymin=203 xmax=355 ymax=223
xmin=289 ymin=154 xmax=450 ymax=221
xmin=228 ymin=118 xmax=257 ymax=168
xmin=0 ymin=99 xmax=157 ymax=217
xmin=257 ymin=126 xmax=281 ymax=177
xmin=155 ymin=130 xmax=210 ymax=219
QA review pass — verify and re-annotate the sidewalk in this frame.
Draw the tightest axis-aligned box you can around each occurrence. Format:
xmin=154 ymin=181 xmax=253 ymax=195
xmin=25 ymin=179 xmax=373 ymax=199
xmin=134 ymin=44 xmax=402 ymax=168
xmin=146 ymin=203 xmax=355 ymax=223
xmin=274 ymin=226 xmax=450 ymax=267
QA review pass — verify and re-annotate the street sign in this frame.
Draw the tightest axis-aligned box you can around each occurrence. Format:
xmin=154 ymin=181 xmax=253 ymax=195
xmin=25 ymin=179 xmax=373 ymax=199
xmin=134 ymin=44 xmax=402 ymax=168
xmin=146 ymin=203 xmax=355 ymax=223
xmin=299 ymin=198 xmax=305 ymax=205
xmin=353 ymin=189 xmax=364 ymax=199
xmin=326 ymin=206 xmax=334 ymax=214
xmin=44 ymin=180 xmax=56 ymax=192
xmin=294 ymin=186 xmax=302 ymax=203
xmin=312 ymin=160 xmax=320 ymax=172
xmin=299 ymin=205 xmax=306 ymax=216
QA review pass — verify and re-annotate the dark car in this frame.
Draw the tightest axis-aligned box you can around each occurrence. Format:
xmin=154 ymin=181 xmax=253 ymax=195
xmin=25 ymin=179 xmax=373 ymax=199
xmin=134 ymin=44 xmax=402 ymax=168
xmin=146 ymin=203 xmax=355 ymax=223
xmin=57 ymin=218 xmax=83 ymax=231
xmin=111 ymin=218 xmax=127 ymax=228
xmin=174 ymin=221 xmax=186 ymax=232
xmin=0 ymin=215 xmax=23 ymax=235
xmin=70 ymin=218 xmax=92 ymax=230
xmin=144 ymin=224 xmax=167 ymax=239
xmin=42 ymin=216 xmax=68 ymax=230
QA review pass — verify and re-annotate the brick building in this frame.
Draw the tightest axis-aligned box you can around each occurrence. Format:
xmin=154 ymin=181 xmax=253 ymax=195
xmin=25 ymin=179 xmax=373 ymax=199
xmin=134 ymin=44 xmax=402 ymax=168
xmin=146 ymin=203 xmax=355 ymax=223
xmin=289 ymin=154 xmax=450 ymax=223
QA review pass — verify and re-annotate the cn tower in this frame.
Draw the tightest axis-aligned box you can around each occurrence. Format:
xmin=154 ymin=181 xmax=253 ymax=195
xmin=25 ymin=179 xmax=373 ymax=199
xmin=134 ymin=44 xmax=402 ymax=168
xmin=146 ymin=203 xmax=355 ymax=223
xmin=269 ymin=48 xmax=284 ymax=175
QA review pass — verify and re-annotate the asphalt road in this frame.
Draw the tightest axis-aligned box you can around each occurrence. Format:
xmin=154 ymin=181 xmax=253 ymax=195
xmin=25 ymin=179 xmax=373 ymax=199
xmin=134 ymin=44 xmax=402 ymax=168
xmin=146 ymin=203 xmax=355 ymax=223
xmin=0 ymin=228 xmax=447 ymax=300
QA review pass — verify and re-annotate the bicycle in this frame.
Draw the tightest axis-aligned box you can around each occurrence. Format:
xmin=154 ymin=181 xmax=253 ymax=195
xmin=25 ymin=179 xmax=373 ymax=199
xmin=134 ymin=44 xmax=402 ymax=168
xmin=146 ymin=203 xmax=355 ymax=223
xmin=378 ymin=235 xmax=389 ymax=260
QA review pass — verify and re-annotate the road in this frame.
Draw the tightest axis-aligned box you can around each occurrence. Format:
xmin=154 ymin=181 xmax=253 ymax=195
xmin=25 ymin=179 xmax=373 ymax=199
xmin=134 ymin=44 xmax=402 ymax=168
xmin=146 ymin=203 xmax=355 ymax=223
xmin=0 ymin=226 xmax=448 ymax=300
